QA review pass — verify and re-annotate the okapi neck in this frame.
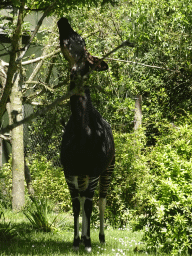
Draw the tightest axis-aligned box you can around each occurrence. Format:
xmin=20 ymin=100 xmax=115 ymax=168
xmin=70 ymin=88 xmax=93 ymax=129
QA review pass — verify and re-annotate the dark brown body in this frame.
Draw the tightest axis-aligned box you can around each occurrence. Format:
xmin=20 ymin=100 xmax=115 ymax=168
xmin=58 ymin=17 xmax=115 ymax=252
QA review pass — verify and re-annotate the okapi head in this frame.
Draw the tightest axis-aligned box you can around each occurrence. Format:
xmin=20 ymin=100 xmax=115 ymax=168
xmin=57 ymin=17 xmax=108 ymax=74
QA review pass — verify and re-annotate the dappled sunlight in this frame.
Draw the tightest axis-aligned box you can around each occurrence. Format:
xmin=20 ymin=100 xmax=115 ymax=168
xmin=0 ymin=209 xmax=148 ymax=255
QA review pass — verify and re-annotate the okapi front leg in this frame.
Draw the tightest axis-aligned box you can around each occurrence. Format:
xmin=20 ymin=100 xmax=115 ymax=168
xmin=72 ymin=197 xmax=80 ymax=250
xmin=83 ymin=198 xmax=93 ymax=252
xmin=81 ymin=197 xmax=86 ymax=244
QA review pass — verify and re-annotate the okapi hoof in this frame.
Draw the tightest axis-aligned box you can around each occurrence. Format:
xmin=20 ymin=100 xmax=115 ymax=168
xmin=84 ymin=238 xmax=92 ymax=253
xmin=85 ymin=246 xmax=92 ymax=253
xmin=99 ymin=233 xmax=105 ymax=244
xmin=73 ymin=237 xmax=80 ymax=251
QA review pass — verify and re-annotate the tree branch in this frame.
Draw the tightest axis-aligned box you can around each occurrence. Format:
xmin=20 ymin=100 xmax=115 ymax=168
xmin=2 ymin=49 xmax=60 ymax=67
xmin=16 ymin=2 xmax=57 ymax=63
xmin=21 ymin=49 xmax=60 ymax=66
xmin=0 ymin=2 xmax=57 ymax=120
xmin=0 ymin=39 xmax=134 ymax=134
xmin=102 ymin=39 xmax=134 ymax=59
xmin=105 ymin=57 xmax=178 ymax=72
xmin=25 ymin=81 xmax=54 ymax=92
xmin=0 ymin=1 xmax=25 ymax=119
xmin=0 ymin=134 xmax=11 ymax=140
xmin=0 ymin=86 xmax=77 ymax=135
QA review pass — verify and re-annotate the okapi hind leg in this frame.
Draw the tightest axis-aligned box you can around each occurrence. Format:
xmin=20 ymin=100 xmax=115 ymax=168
xmin=99 ymin=158 xmax=115 ymax=244
xmin=99 ymin=197 xmax=106 ymax=243
xmin=83 ymin=198 xmax=93 ymax=253
xmin=64 ymin=176 xmax=81 ymax=250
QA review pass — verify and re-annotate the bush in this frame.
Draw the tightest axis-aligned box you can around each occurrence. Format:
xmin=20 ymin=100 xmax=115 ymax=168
xmin=92 ymin=129 xmax=147 ymax=227
xmin=134 ymin=123 xmax=192 ymax=255
xmin=0 ymin=154 xmax=71 ymax=212
xmin=28 ymin=154 xmax=71 ymax=212
xmin=24 ymin=196 xmax=57 ymax=232
xmin=0 ymin=158 xmax=12 ymax=209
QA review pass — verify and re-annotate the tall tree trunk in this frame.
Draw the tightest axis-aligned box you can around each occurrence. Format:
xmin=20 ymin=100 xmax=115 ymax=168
xmin=0 ymin=61 xmax=7 ymax=167
xmin=10 ymin=6 xmax=25 ymax=211
xmin=10 ymin=69 xmax=25 ymax=210
xmin=0 ymin=138 xmax=2 ymax=167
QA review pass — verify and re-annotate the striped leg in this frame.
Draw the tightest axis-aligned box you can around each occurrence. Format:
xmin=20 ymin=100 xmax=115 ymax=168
xmin=72 ymin=197 xmax=80 ymax=250
xmin=65 ymin=176 xmax=80 ymax=250
xmin=99 ymin=197 xmax=106 ymax=243
xmin=99 ymin=159 xmax=115 ymax=243
xmin=79 ymin=176 xmax=99 ymax=252
xmin=78 ymin=175 xmax=88 ymax=246
xmin=81 ymin=196 xmax=86 ymax=242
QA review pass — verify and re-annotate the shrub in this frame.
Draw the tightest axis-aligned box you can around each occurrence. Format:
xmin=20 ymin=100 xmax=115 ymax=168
xmin=134 ymin=123 xmax=192 ymax=255
xmin=28 ymin=154 xmax=71 ymax=212
xmin=24 ymin=196 xmax=57 ymax=232
xmin=92 ymin=129 xmax=147 ymax=227
xmin=0 ymin=154 xmax=71 ymax=212
xmin=0 ymin=158 xmax=12 ymax=209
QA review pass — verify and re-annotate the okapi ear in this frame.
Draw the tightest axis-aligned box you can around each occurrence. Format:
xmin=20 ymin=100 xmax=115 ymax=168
xmin=87 ymin=54 xmax=108 ymax=71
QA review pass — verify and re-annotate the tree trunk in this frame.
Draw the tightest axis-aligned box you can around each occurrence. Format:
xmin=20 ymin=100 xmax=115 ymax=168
xmin=10 ymin=69 xmax=25 ymax=210
xmin=0 ymin=61 xmax=6 ymax=167
xmin=134 ymin=95 xmax=142 ymax=130
xmin=0 ymin=138 xmax=2 ymax=167
xmin=0 ymin=2 xmax=25 ymax=120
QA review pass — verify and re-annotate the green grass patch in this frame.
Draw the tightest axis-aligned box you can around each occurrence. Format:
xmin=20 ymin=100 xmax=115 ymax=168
xmin=0 ymin=209 xmax=150 ymax=256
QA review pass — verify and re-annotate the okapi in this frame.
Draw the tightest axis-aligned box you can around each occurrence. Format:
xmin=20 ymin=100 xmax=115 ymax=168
xmin=58 ymin=17 xmax=115 ymax=252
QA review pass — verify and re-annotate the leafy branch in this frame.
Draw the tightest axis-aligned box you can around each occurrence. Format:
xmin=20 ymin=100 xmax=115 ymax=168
xmin=0 ymin=1 xmax=57 ymax=120
xmin=0 ymin=38 xmax=134 ymax=135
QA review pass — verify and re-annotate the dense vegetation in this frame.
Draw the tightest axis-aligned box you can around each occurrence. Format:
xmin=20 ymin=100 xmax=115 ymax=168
xmin=1 ymin=0 xmax=192 ymax=254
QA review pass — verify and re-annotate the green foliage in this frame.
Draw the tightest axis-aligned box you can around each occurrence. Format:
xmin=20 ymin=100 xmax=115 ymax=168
xmin=0 ymin=158 xmax=12 ymax=209
xmin=24 ymin=196 xmax=57 ymax=232
xmin=134 ymin=123 xmax=192 ymax=255
xmin=107 ymin=130 xmax=146 ymax=226
xmin=2 ymin=0 xmax=118 ymax=14
xmin=28 ymin=154 xmax=71 ymax=211
xmin=3 ymin=0 xmax=192 ymax=253
xmin=51 ymin=0 xmax=192 ymax=141
xmin=92 ymin=130 xmax=147 ymax=227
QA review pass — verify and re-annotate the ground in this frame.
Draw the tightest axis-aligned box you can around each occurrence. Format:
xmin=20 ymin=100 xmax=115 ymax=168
xmin=0 ymin=210 xmax=151 ymax=255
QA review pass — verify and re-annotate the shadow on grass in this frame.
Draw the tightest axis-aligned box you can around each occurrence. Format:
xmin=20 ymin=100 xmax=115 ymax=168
xmin=0 ymin=239 xmax=75 ymax=255
xmin=0 ymin=221 xmax=99 ymax=255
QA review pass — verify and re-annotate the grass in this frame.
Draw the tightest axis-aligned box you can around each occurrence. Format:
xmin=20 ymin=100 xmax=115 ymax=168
xmin=0 ymin=209 xmax=151 ymax=256
xmin=23 ymin=197 xmax=58 ymax=232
